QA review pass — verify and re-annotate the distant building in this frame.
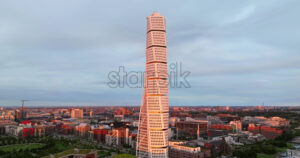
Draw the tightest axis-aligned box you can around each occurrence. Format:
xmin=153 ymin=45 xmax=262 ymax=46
xmin=75 ymin=123 xmax=90 ymax=138
xmin=169 ymin=141 xmax=204 ymax=158
xmin=243 ymin=116 xmax=289 ymax=130
xmin=89 ymin=111 xmax=94 ymax=117
xmin=34 ymin=126 xmax=46 ymax=137
xmin=248 ymin=124 xmax=260 ymax=134
xmin=260 ymin=126 xmax=283 ymax=139
xmin=14 ymin=110 xmax=23 ymax=121
xmin=229 ymin=120 xmax=242 ymax=132
xmin=170 ymin=117 xmax=180 ymax=127
xmin=203 ymin=140 xmax=229 ymax=157
xmin=176 ymin=121 xmax=208 ymax=139
xmin=210 ymin=124 xmax=232 ymax=131
xmin=207 ymin=129 xmax=228 ymax=138
xmin=0 ymin=120 xmax=17 ymax=134
xmin=265 ymin=117 xmax=289 ymax=128
xmin=106 ymin=128 xmax=129 ymax=146
xmin=216 ymin=114 xmax=240 ymax=123
xmin=23 ymin=128 xmax=34 ymax=138
xmin=21 ymin=120 xmax=32 ymax=125
xmin=93 ymin=129 xmax=108 ymax=143
xmin=128 ymin=134 xmax=137 ymax=148
xmin=0 ymin=110 xmax=15 ymax=120
xmin=5 ymin=125 xmax=23 ymax=137
xmin=248 ymin=123 xmax=283 ymax=139
xmin=71 ymin=109 xmax=83 ymax=118
xmin=60 ymin=124 xmax=74 ymax=135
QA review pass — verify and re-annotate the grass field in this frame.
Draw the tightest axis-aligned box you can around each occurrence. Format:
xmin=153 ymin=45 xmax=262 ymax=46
xmin=114 ymin=153 xmax=136 ymax=158
xmin=42 ymin=149 xmax=93 ymax=158
xmin=0 ymin=143 xmax=45 ymax=152
xmin=257 ymin=153 xmax=272 ymax=158
xmin=254 ymin=143 xmax=295 ymax=158
xmin=98 ymin=150 xmax=111 ymax=157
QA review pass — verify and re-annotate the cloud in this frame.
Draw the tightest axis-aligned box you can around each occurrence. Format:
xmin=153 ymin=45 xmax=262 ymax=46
xmin=223 ymin=5 xmax=256 ymax=24
xmin=0 ymin=0 xmax=299 ymax=106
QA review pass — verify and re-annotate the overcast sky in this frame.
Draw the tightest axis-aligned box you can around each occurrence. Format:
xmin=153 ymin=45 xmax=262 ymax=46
xmin=0 ymin=0 xmax=300 ymax=106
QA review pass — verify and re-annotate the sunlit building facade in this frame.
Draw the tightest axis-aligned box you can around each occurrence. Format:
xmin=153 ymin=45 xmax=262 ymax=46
xmin=137 ymin=12 xmax=169 ymax=158
xmin=71 ymin=108 xmax=83 ymax=118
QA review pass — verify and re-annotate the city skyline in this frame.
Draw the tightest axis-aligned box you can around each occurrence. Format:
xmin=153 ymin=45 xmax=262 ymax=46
xmin=1 ymin=1 xmax=300 ymax=158
xmin=1 ymin=1 xmax=300 ymax=106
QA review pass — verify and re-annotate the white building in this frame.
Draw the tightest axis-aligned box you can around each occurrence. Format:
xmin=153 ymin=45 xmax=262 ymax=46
xmin=5 ymin=125 xmax=23 ymax=137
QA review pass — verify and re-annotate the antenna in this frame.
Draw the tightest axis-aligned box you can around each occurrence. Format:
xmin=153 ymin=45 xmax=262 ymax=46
xmin=20 ymin=100 xmax=29 ymax=120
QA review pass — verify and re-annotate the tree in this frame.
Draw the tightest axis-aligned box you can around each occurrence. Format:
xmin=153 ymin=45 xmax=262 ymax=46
xmin=261 ymin=144 xmax=276 ymax=155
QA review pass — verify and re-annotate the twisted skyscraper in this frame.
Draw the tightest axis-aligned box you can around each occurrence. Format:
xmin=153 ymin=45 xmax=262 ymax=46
xmin=137 ymin=12 xmax=169 ymax=158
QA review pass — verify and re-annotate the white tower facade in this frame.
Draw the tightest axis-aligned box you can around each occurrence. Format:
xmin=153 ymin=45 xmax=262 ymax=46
xmin=137 ymin=12 xmax=169 ymax=158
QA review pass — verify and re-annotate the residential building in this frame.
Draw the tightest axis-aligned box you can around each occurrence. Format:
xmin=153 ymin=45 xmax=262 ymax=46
xmin=71 ymin=109 xmax=83 ymax=118
xmin=169 ymin=141 xmax=204 ymax=158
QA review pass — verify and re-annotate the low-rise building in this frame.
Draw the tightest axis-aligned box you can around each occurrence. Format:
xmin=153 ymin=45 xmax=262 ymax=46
xmin=23 ymin=128 xmax=34 ymax=138
xmin=176 ymin=121 xmax=207 ymax=139
xmin=169 ymin=141 xmax=204 ymax=158
xmin=75 ymin=123 xmax=90 ymax=138
xmin=248 ymin=123 xmax=283 ymax=139
xmin=93 ymin=129 xmax=108 ymax=143
xmin=229 ymin=120 xmax=242 ymax=132
xmin=105 ymin=128 xmax=129 ymax=146
xmin=0 ymin=120 xmax=18 ymax=135
xmin=5 ymin=125 xmax=23 ymax=137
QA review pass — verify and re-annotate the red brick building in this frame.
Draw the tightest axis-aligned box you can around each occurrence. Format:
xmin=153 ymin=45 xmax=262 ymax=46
xmin=248 ymin=124 xmax=283 ymax=139
xmin=210 ymin=124 xmax=232 ymax=131
xmin=75 ymin=123 xmax=90 ymax=138
xmin=23 ymin=128 xmax=34 ymax=138
xmin=260 ymin=126 xmax=283 ymax=139
xmin=93 ymin=129 xmax=108 ymax=143
xmin=60 ymin=125 xmax=74 ymax=135
xmin=176 ymin=121 xmax=207 ymax=138
xmin=21 ymin=120 xmax=32 ymax=125
xmin=248 ymin=123 xmax=260 ymax=134
xmin=204 ymin=140 xmax=229 ymax=157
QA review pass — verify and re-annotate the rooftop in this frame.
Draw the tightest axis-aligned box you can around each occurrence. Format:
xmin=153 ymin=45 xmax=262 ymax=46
xmin=151 ymin=12 xmax=161 ymax=16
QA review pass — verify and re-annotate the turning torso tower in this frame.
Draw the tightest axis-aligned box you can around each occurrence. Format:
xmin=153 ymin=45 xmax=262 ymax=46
xmin=137 ymin=12 xmax=169 ymax=158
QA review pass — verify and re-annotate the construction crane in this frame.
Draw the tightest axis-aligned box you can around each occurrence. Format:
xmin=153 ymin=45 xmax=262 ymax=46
xmin=20 ymin=100 xmax=29 ymax=120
